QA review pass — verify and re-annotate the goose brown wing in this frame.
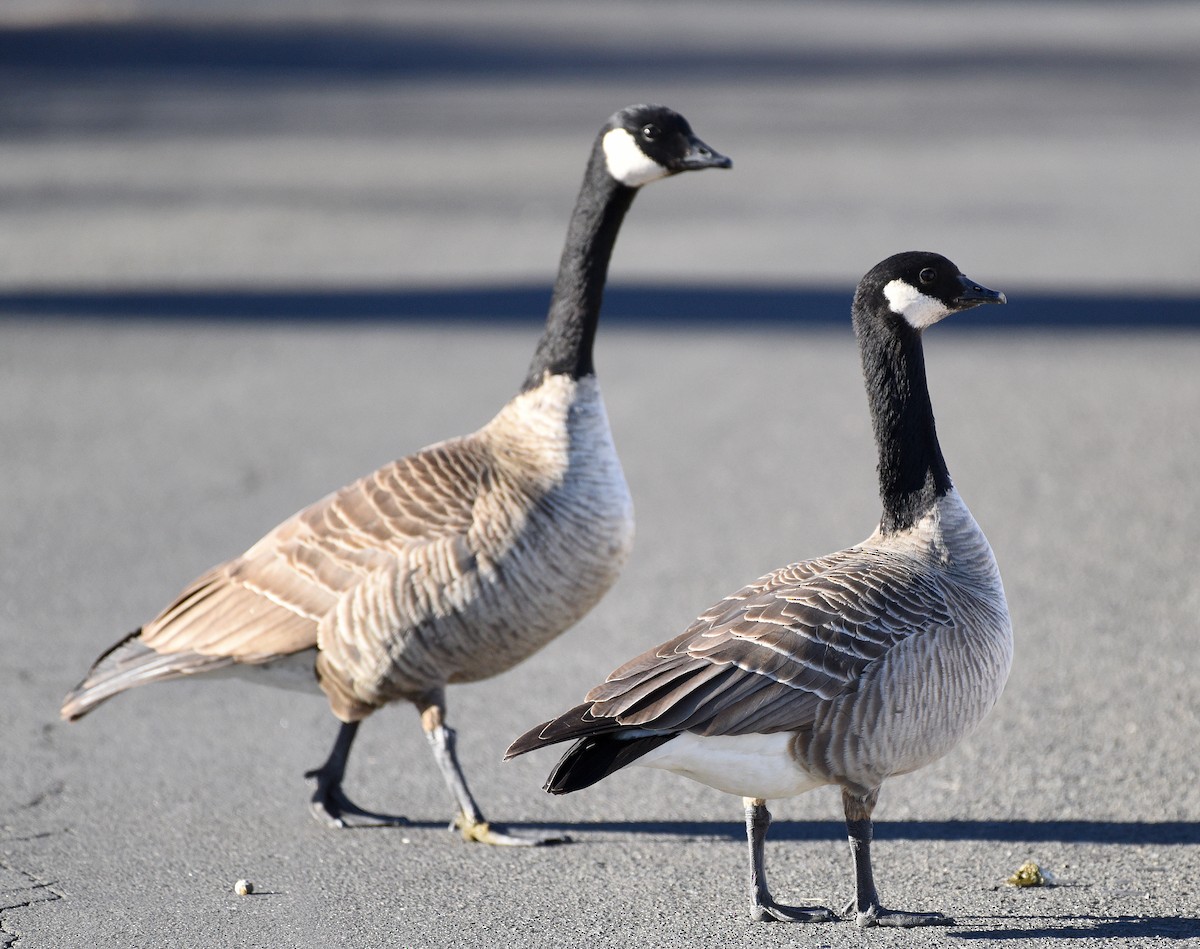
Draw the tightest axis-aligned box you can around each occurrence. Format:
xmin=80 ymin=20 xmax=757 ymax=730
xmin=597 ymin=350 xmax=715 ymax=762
xmin=139 ymin=437 xmax=487 ymax=661
xmin=582 ymin=548 xmax=956 ymax=737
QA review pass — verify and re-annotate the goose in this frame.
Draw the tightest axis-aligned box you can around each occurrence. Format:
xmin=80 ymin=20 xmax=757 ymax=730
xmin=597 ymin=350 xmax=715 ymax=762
xmin=507 ymin=251 xmax=1013 ymax=916
xmin=60 ymin=104 xmax=731 ymax=848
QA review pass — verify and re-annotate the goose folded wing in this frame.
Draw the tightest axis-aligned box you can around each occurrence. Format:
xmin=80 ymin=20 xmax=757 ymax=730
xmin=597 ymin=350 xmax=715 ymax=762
xmin=139 ymin=438 xmax=487 ymax=661
xmin=583 ymin=550 xmax=956 ymax=738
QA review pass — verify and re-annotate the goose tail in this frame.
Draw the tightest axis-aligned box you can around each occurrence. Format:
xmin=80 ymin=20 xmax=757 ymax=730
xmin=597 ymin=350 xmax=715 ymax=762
xmin=60 ymin=630 xmax=232 ymax=721
xmin=542 ymin=732 xmax=675 ymax=794
xmin=506 ymin=702 xmax=675 ymax=795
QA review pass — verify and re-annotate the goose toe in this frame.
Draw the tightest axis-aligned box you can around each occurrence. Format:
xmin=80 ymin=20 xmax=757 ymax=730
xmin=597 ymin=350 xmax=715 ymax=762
xmin=843 ymin=900 xmax=955 ymax=928
xmin=752 ymin=899 xmax=837 ymax=924
xmin=452 ymin=813 xmax=571 ymax=847
xmin=305 ymin=769 xmax=408 ymax=829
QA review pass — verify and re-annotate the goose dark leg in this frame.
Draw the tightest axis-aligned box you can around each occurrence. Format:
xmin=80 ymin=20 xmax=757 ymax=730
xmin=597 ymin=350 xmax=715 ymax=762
xmin=744 ymin=798 xmax=837 ymax=923
xmin=421 ymin=694 xmax=569 ymax=847
xmin=305 ymin=721 xmax=408 ymax=828
xmin=841 ymin=787 xmax=953 ymax=928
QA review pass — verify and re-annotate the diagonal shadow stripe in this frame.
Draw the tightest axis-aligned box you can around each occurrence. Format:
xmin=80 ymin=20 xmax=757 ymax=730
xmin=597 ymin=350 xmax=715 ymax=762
xmin=1 ymin=285 xmax=1198 ymax=328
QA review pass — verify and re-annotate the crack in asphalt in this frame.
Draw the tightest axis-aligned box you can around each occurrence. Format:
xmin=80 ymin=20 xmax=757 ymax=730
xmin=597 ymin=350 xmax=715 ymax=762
xmin=0 ymin=862 xmax=65 ymax=948
xmin=18 ymin=784 xmax=64 ymax=813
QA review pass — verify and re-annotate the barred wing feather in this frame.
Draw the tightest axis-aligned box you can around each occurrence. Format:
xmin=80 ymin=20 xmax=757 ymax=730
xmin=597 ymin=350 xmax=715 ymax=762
xmin=583 ymin=548 xmax=956 ymax=738
xmin=136 ymin=438 xmax=487 ymax=662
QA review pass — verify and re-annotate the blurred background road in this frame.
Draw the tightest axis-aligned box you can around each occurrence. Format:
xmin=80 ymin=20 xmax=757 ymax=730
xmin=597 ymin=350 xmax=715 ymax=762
xmin=2 ymin=2 xmax=1198 ymax=947
xmin=3 ymin=0 xmax=1199 ymax=298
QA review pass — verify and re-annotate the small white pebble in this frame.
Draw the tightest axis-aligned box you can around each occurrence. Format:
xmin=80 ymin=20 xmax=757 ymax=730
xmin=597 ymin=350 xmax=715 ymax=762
xmin=234 ymin=879 xmax=254 ymax=896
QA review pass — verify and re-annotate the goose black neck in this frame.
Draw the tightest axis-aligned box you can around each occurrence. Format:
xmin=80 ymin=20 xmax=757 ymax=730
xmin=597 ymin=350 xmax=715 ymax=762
xmin=855 ymin=307 xmax=952 ymax=534
xmin=523 ymin=149 xmax=637 ymax=390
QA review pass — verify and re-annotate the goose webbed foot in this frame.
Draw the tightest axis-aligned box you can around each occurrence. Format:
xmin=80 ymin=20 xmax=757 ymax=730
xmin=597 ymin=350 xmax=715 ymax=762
xmin=305 ymin=767 xmax=408 ymax=829
xmin=843 ymin=900 xmax=954 ymax=928
xmin=305 ymin=720 xmax=406 ymax=828
xmin=452 ymin=812 xmax=570 ymax=847
xmin=752 ymin=897 xmax=837 ymax=924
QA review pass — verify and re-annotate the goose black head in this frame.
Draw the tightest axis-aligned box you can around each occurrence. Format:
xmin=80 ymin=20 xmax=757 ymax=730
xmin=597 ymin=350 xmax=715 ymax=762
xmin=601 ymin=104 xmax=732 ymax=188
xmin=857 ymin=251 xmax=1006 ymax=333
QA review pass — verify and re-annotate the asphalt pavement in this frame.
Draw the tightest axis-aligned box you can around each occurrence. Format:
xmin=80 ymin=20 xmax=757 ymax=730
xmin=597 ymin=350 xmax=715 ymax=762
xmin=2 ymin=3 xmax=1199 ymax=947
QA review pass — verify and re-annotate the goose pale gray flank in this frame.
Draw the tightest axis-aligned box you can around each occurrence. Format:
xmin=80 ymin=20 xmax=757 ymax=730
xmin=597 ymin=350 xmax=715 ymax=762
xmin=507 ymin=251 xmax=1013 ymax=916
xmin=60 ymin=104 xmax=731 ymax=847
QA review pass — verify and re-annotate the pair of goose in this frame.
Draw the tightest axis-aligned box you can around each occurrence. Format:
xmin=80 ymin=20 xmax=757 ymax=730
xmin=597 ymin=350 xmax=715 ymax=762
xmin=62 ymin=104 xmax=1013 ymax=928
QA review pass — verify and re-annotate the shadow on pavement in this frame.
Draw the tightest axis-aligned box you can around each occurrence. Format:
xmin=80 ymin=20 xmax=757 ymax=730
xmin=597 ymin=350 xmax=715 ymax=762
xmin=2 ymin=285 xmax=1198 ymax=328
xmin=507 ymin=818 xmax=1200 ymax=845
xmin=954 ymin=915 xmax=1200 ymax=940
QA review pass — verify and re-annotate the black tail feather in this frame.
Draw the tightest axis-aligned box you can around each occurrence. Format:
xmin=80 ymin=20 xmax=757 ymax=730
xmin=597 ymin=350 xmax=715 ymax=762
xmin=505 ymin=701 xmax=613 ymax=758
xmin=544 ymin=732 xmax=675 ymax=794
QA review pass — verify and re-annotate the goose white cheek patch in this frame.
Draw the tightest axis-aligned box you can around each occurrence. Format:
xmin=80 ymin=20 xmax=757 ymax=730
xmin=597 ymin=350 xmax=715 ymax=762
xmin=884 ymin=278 xmax=952 ymax=330
xmin=603 ymin=128 xmax=670 ymax=187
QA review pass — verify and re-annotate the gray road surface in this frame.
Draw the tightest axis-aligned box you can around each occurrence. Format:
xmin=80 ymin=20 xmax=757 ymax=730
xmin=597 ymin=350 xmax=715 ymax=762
xmin=2 ymin=3 xmax=1199 ymax=947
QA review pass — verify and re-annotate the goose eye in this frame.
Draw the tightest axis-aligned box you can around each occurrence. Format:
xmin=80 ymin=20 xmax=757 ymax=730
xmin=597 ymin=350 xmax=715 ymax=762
xmin=919 ymin=268 xmax=937 ymax=285
xmin=640 ymin=124 xmax=661 ymax=142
